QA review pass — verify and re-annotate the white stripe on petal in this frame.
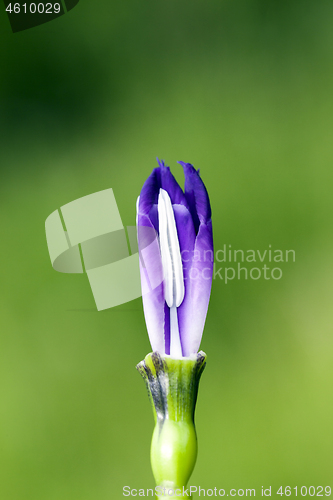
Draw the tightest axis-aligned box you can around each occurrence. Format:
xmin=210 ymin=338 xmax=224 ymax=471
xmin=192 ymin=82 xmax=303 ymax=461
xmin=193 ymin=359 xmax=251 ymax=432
xmin=158 ymin=188 xmax=185 ymax=358
xmin=158 ymin=189 xmax=185 ymax=308
xmin=160 ymin=189 xmax=185 ymax=307
xmin=158 ymin=190 xmax=174 ymax=307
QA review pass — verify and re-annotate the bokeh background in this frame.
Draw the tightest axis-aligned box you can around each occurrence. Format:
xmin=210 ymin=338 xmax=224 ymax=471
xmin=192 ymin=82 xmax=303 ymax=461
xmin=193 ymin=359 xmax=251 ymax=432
xmin=1 ymin=1 xmax=333 ymax=498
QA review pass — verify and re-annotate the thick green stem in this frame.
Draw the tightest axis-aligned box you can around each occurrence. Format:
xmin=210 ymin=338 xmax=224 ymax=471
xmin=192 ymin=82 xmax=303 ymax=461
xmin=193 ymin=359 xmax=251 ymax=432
xmin=137 ymin=351 xmax=206 ymax=499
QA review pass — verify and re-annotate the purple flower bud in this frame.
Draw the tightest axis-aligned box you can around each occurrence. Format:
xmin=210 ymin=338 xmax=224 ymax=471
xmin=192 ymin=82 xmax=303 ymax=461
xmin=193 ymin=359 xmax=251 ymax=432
xmin=137 ymin=159 xmax=213 ymax=357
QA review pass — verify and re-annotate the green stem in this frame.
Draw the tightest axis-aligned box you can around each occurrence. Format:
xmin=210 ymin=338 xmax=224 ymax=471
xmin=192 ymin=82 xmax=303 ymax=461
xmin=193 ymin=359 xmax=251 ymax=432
xmin=137 ymin=351 xmax=206 ymax=499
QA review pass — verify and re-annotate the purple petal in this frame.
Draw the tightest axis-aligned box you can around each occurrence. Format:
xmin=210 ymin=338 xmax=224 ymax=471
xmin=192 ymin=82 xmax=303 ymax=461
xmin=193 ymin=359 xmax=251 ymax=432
xmin=177 ymin=220 xmax=213 ymax=356
xmin=148 ymin=204 xmax=158 ymax=233
xmin=173 ymin=204 xmax=197 ymax=257
xmin=138 ymin=160 xmax=188 ymax=218
xmin=137 ymin=213 xmax=166 ymax=354
xmin=178 ymin=161 xmax=212 ymax=233
xmin=173 ymin=204 xmax=197 ymax=356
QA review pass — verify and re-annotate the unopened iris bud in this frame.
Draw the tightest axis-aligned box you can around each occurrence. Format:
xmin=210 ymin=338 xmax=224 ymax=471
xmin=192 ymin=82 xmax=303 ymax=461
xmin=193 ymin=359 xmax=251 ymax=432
xmin=136 ymin=159 xmax=213 ymax=498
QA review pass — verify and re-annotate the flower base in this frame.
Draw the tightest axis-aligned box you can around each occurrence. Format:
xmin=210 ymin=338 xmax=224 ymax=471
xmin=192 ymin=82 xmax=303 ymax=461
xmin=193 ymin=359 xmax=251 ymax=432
xmin=137 ymin=351 xmax=207 ymax=499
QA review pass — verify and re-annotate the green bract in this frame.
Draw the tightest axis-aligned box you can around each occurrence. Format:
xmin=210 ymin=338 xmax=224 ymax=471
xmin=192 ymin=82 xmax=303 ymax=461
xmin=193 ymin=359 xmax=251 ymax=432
xmin=137 ymin=351 xmax=206 ymax=499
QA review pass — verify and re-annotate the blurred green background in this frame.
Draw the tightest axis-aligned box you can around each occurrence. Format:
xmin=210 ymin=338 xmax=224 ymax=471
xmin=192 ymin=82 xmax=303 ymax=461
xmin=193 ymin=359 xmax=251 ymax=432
xmin=1 ymin=0 xmax=333 ymax=498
